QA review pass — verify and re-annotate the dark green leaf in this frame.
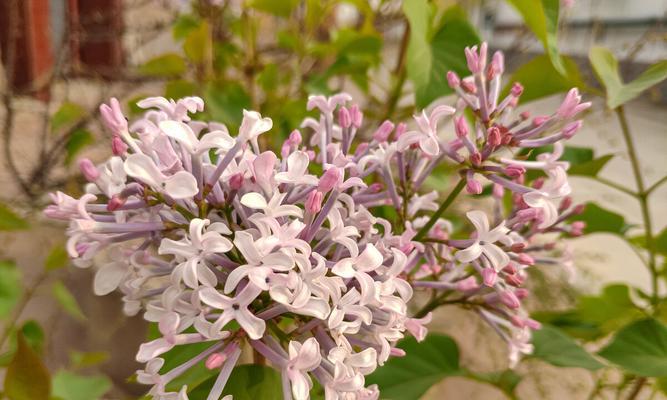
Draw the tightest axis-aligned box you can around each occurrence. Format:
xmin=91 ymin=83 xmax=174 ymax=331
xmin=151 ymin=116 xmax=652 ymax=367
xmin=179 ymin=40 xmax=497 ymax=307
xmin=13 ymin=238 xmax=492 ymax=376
xmin=570 ymin=202 xmax=630 ymax=235
xmin=45 ymin=244 xmax=69 ymax=271
xmin=184 ymin=21 xmax=211 ymax=64
xmin=173 ymin=14 xmax=201 ymax=39
xmin=165 ymin=80 xmax=198 ymax=99
xmin=139 ymin=54 xmax=187 ymax=77
xmin=0 ymin=203 xmax=29 ymax=231
xmin=568 ymin=155 xmax=613 ymax=177
xmin=0 ymin=260 xmax=21 ymax=317
xmin=52 ymin=281 xmax=86 ymax=321
xmin=598 ymin=319 xmax=667 ymax=376
xmin=531 ymin=325 xmax=603 ymax=370
xmin=188 ymin=364 xmax=282 ymax=400
xmin=4 ymin=332 xmax=51 ymax=400
xmin=51 ymin=102 xmax=86 ymax=132
xmin=577 ymin=284 xmax=643 ymax=338
xmin=204 ymin=82 xmax=251 ymax=131
xmin=52 ymin=371 xmax=111 ymax=400
xmin=21 ymin=321 xmax=44 ymax=355
xmin=366 ymin=334 xmax=461 ymax=400
xmin=64 ymin=128 xmax=94 ymax=166
xmin=501 ymin=55 xmax=584 ymax=103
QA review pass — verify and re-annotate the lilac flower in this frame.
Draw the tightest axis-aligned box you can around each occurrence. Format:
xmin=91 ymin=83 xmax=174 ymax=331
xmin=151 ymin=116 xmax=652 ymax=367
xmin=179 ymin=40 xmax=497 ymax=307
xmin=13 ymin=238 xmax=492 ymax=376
xmin=456 ymin=211 xmax=512 ymax=270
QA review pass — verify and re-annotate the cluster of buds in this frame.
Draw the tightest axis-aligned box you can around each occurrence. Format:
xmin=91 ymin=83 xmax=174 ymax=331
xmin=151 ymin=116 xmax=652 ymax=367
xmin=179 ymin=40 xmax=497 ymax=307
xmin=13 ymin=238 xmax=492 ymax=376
xmin=45 ymin=43 xmax=588 ymax=399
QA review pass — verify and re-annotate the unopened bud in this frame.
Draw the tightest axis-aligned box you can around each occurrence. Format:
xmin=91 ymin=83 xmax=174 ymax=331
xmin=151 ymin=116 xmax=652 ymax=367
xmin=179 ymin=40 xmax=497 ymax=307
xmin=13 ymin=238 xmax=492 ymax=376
xmin=79 ymin=159 xmax=100 ymax=181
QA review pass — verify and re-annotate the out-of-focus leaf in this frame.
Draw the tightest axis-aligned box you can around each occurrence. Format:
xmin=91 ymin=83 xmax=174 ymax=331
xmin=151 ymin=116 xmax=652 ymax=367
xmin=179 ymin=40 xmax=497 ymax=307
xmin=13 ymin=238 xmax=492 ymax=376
xmin=598 ymin=319 xmax=667 ymax=376
xmin=52 ymin=281 xmax=86 ymax=321
xmin=0 ymin=203 xmax=29 ymax=231
xmin=466 ymin=369 xmax=521 ymax=398
xmin=568 ymin=155 xmax=614 ymax=177
xmin=51 ymin=102 xmax=86 ymax=132
xmin=0 ymin=260 xmax=21 ymax=318
xmin=366 ymin=334 xmax=461 ymax=400
xmin=139 ymin=53 xmax=187 ymax=77
xmin=520 ymin=145 xmax=612 ymax=178
xmin=165 ymin=80 xmax=198 ymax=99
xmin=506 ymin=0 xmax=565 ymax=75
xmin=4 ymin=332 xmax=51 ymax=400
xmin=248 ymin=0 xmax=299 ymax=17
xmin=69 ymin=351 xmax=109 ymax=369
xmin=173 ymin=14 xmax=200 ymax=39
xmin=52 ymin=371 xmax=111 ymax=400
xmin=570 ymin=202 xmax=630 ymax=235
xmin=578 ymin=284 xmax=643 ymax=336
xmin=204 ymin=82 xmax=251 ymax=130
xmin=590 ymin=47 xmax=667 ymax=109
xmin=189 ymin=364 xmax=282 ymax=400
xmin=531 ymin=325 xmax=604 ymax=370
xmin=257 ymin=63 xmax=279 ymax=92
xmin=501 ymin=55 xmax=584 ymax=103
xmin=64 ymin=128 xmax=94 ymax=166
xmin=656 ymin=228 xmax=667 ymax=255
xmin=45 ymin=244 xmax=68 ymax=271
xmin=21 ymin=321 xmax=44 ymax=355
xmin=184 ymin=21 xmax=211 ymax=64
xmin=163 ymin=341 xmax=219 ymax=392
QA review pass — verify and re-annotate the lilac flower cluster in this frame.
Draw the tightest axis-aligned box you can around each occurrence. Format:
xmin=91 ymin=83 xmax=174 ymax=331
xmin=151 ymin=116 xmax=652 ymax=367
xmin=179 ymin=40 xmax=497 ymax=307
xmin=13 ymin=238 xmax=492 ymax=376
xmin=45 ymin=43 xmax=588 ymax=399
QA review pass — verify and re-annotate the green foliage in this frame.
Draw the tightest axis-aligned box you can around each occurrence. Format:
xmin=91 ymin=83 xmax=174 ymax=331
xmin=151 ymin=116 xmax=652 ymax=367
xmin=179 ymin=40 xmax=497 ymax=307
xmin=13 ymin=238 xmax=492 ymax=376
xmin=64 ymin=128 xmax=94 ymax=166
xmin=51 ymin=102 xmax=86 ymax=133
xmin=404 ymin=4 xmax=480 ymax=108
xmin=4 ymin=332 xmax=51 ymax=400
xmin=521 ymin=145 xmax=612 ymax=179
xmin=204 ymin=82 xmax=251 ymax=130
xmin=21 ymin=321 xmax=45 ymax=355
xmin=570 ymin=202 xmax=630 ymax=235
xmin=52 ymin=281 xmax=86 ymax=321
xmin=466 ymin=369 xmax=521 ymax=398
xmin=184 ymin=21 xmax=212 ymax=64
xmin=598 ymin=319 xmax=667 ymax=376
xmin=0 ymin=203 xmax=29 ymax=231
xmin=506 ymin=0 xmax=565 ymax=75
xmin=189 ymin=364 xmax=282 ymax=400
xmin=502 ymin=55 xmax=585 ymax=103
xmin=52 ymin=371 xmax=112 ymax=400
xmin=44 ymin=244 xmax=69 ymax=271
xmin=366 ymin=334 xmax=461 ymax=399
xmin=530 ymin=325 xmax=604 ymax=370
xmin=139 ymin=54 xmax=187 ymax=77
xmin=162 ymin=341 xmax=220 ymax=392
xmin=166 ymin=80 xmax=199 ymax=99
xmin=248 ymin=0 xmax=299 ymax=17
xmin=0 ymin=260 xmax=21 ymax=318
xmin=69 ymin=351 xmax=109 ymax=370
xmin=589 ymin=47 xmax=667 ymax=109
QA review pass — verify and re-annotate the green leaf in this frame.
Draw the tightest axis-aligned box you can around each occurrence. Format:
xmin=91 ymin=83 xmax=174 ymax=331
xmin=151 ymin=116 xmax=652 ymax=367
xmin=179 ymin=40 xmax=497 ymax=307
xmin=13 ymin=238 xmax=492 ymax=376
xmin=0 ymin=203 xmax=29 ymax=231
xmin=52 ymin=281 xmax=86 ymax=321
xmin=64 ymin=128 xmax=94 ymax=166
xmin=69 ymin=351 xmax=109 ymax=369
xmin=366 ymin=334 xmax=461 ymax=400
xmin=577 ymin=284 xmax=644 ymax=337
xmin=590 ymin=47 xmax=667 ymax=108
xmin=0 ymin=260 xmax=21 ymax=318
xmin=21 ymin=321 xmax=45 ymax=355
xmin=188 ymin=364 xmax=282 ymax=400
xmin=531 ymin=325 xmax=604 ymax=370
xmin=173 ymin=14 xmax=200 ymax=39
xmin=52 ymin=371 xmax=111 ymax=400
xmin=501 ymin=55 xmax=584 ymax=103
xmin=248 ymin=0 xmax=299 ymax=17
xmin=45 ymin=244 xmax=69 ymax=271
xmin=406 ymin=5 xmax=480 ymax=108
xmin=139 ymin=54 xmax=187 ymax=77
xmin=598 ymin=319 xmax=667 ymax=376
xmin=569 ymin=155 xmax=614 ymax=177
xmin=466 ymin=369 xmax=521 ymax=398
xmin=656 ymin=228 xmax=667 ymax=255
xmin=204 ymin=82 xmax=251 ymax=131
xmin=506 ymin=0 xmax=565 ymax=75
xmin=51 ymin=102 xmax=86 ymax=132
xmin=4 ymin=332 xmax=51 ymax=400
xmin=165 ymin=80 xmax=198 ymax=100
xmin=570 ymin=202 xmax=630 ymax=235
xmin=184 ymin=21 xmax=211 ymax=64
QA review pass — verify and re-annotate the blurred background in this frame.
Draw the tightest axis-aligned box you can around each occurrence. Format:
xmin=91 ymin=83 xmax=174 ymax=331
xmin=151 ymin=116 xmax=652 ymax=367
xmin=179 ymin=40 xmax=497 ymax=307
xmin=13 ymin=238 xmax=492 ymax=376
xmin=0 ymin=0 xmax=665 ymax=399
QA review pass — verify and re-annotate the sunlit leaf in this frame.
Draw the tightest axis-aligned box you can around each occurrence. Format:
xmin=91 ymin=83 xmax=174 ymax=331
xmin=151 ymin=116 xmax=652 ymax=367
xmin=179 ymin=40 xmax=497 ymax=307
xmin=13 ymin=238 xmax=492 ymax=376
xmin=531 ymin=325 xmax=604 ymax=370
xmin=52 ymin=371 xmax=111 ymax=400
xmin=51 ymin=102 xmax=86 ymax=132
xmin=4 ymin=332 xmax=51 ymax=400
xmin=0 ymin=203 xmax=29 ymax=231
xmin=598 ymin=319 xmax=667 ymax=376
xmin=45 ymin=244 xmax=69 ymax=271
xmin=501 ymin=55 xmax=585 ymax=103
xmin=139 ymin=54 xmax=187 ymax=77
xmin=52 ymin=281 xmax=86 ymax=321
xmin=570 ymin=202 xmax=630 ymax=235
xmin=0 ymin=260 xmax=21 ymax=318
xmin=69 ymin=351 xmax=109 ymax=370
xmin=64 ymin=128 xmax=94 ymax=166
xmin=184 ymin=21 xmax=212 ymax=64
xmin=248 ymin=0 xmax=299 ymax=17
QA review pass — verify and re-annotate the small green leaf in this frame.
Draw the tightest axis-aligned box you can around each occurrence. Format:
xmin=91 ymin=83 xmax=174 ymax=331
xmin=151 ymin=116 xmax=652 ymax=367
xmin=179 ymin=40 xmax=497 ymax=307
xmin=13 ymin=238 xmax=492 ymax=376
xmin=173 ymin=14 xmax=200 ymax=39
xmin=189 ymin=364 xmax=282 ymax=400
xmin=139 ymin=54 xmax=187 ymax=77
xmin=0 ymin=203 xmax=29 ymax=231
xmin=45 ymin=244 xmax=69 ymax=271
xmin=501 ymin=55 xmax=585 ymax=103
xmin=248 ymin=0 xmax=299 ymax=17
xmin=165 ymin=80 xmax=198 ymax=100
xmin=52 ymin=281 xmax=86 ymax=321
xmin=4 ymin=332 xmax=51 ymax=400
xmin=21 ymin=321 xmax=45 ymax=355
xmin=69 ymin=351 xmax=109 ymax=369
xmin=655 ymin=228 xmax=667 ymax=255
xmin=570 ymin=202 xmax=630 ymax=235
xmin=590 ymin=47 xmax=667 ymax=108
xmin=568 ymin=155 xmax=614 ymax=177
xmin=598 ymin=319 xmax=667 ymax=376
xmin=204 ymin=82 xmax=251 ymax=131
xmin=366 ymin=334 xmax=461 ymax=400
xmin=184 ymin=21 xmax=211 ymax=64
xmin=51 ymin=102 xmax=86 ymax=132
xmin=466 ymin=369 xmax=521 ymax=397
xmin=0 ymin=260 xmax=21 ymax=318
xmin=64 ymin=128 xmax=94 ymax=166
xmin=531 ymin=325 xmax=604 ymax=370
xmin=52 ymin=371 xmax=111 ymax=400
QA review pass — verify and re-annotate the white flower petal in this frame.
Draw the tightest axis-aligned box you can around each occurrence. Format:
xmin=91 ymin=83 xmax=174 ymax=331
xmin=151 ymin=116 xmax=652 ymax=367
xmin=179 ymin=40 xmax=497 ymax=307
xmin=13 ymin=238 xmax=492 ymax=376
xmin=164 ymin=171 xmax=198 ymax=199
xmin=240 ymin=192 xmax=268 ymax=209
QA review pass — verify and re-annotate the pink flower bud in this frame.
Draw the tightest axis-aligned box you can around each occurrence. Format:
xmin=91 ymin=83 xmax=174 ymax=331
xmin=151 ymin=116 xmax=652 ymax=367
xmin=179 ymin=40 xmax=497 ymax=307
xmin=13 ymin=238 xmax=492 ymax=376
xmin=305 ymin=190 xmax=323 ymax=213
xmin=482 ymin=268 xmax=497 ymax=286
xmin=511 ymin=82 xmax=524 ymax=97
xmin=503 ymin=263 xmax=517 ymax=274
xmin=492 ymin=183 xmax=504 ymax=198
xmin=505 ymin=273 xmax=524 ymax=287
xmin=455 ymin=116 xmax=468 ymax=138
xmin=99 ymin=97 xmax=127 ymax=135
xmin=562 ymin=120 xmax=583 ymax=139
xmin=525 ymin=318 xmax=542 ymax=330
xmin=487 ymin=126 xmax=501 ymax=147
xmin=573 ymin=204 xmax=585 ymax=215
xmin=570 ymin=221 xmax=585 ymax=236
xmin=288 ymin=129 xmax=302 ymax=145
xmin=306 ymin=150 xmax=316 ymax=161
xmin=373 ymin=120 xmax=394 ymax=142
xmin=466 ymin=176 xmax=482 ymax=195
xmin=79 ymin=159 xmax=100 ymax=181
xmin=559 ymin=196 xmax=573 ymax=211
xmin=557 ymin=88 xmax=591 ymax=118
xmin=470 ymin=152 xmax=482 ymax=166
xmin=516 ymin=208 xmax=539 ymax=222
xmin=532 ymin=177 xmax=545 ymax=189
xmin=230 ymin=173 xmax=244 ymax=190
xmin=394 ymin=122 xmax=407 ymax=140
xmin=519 ymin=111 xmax=530 ymax=120
xmin=500 ymin=290 xmax=521 ymax=309
xmin=533 ymin=115 xmax=549 ymax=126
xmin=456 ymin=276 xmax=479 ymax=292
xmin=511 ymin=243 xmax=526 ymax=252
xmin=517 ymin=253 xmax=535 ymax=266
xmin=111 ymin=136 xmax=128 ymax=156
xmin=505 ymin=164 xmax=526 ymax=178
xmin=461 ymin=78 xmax=477 ymax=94
xmin=354 ymin=142 xmax=369 ymax=157
xmin=368 ymin=182 xmax=383 ymax=193
xmin=349 ymin=104 xmax=363 ymax=128
xmin=338 ymin=107 xmax=351 ymax=128
xmin=487 ymin=51 xmax=504 ymax=80
xmin=390 ymin=348 xmax=406 ymax=357
xmin=205 ymin=353 xmax=227 ymax=370
xmin=318 ymin=167 xmax=341 ymax=193
xmin=446 ymin=71 xmax=461 ymax=88
xmin=515 ymin=288 xmax=529 ymax=299
xmin=107 ymin=195 xmax=125 ymax=211
xmin=510 ymin=315 xmax=526 ymax=328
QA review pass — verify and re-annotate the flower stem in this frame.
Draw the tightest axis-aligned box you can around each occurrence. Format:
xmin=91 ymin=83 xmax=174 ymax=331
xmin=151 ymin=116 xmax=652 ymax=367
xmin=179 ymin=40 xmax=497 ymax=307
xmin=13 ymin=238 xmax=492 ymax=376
xmin=414 ymin=178 xmax=466 ymax=241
